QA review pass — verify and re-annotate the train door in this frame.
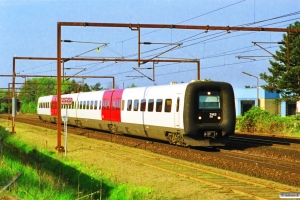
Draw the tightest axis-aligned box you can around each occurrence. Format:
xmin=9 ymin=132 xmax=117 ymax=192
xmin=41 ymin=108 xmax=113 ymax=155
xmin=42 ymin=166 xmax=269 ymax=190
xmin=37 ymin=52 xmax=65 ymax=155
xmin=174 ymin=96 xmax=180 ymax=127
xmin=111 ymin=89 xmax=124 ymax=122
xmin=102 ymin=90 xmax=113 ymax=121
xmin=51 ymin=96 xmax=57 ymax=116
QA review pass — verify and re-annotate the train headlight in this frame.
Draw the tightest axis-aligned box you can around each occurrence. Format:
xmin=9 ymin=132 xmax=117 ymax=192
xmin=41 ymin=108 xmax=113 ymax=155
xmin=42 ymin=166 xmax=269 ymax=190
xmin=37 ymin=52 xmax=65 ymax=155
xmin=217 ymin=116 xmax=221 ymax=120
xmin=198 ymin=116 xmax=202 ymax=120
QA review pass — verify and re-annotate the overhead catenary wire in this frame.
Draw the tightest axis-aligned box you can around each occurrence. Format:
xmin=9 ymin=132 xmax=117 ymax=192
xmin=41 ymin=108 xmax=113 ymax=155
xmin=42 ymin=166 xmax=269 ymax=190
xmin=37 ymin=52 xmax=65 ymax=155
xmin=18 ymin=7 xmax=300 ymax=82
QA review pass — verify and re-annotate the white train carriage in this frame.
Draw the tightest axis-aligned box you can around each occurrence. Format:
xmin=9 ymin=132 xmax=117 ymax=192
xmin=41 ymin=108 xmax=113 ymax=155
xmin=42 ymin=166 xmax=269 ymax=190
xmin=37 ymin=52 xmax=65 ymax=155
xmin=74 ymin=91 xmax=105 ymax=129
xmin=37 ymin=95 xmax=54 ymax=122
xmin=120 ymin=84 xmax=186 ymax=141
xmin=37 ymin=81 xmax=236 ymax=147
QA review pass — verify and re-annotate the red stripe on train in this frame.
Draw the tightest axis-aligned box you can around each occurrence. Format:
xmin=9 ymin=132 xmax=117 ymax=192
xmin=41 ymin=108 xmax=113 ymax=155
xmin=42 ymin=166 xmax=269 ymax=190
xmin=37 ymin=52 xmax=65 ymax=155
xmin=102 ymin=89 xmax=124 ymax=122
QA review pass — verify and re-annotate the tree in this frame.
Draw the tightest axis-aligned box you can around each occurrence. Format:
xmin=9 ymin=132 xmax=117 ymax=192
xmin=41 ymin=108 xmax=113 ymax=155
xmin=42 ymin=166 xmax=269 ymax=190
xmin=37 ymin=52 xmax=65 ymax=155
xmin=0 ymin=89 xmax=9 ymax=114
xmin=260 ymin=21 xmax=300 ymax=102
xmin=127 ymin=83 xmax=137 ymax=88
xmin=18 ymin=78 xmax=73 ymax=113
xmin=80 ymin=83 xmax=91 ymax=92
xmin=64 ymin=79 xmax=80 ymax=93
xmin=90 ymin=82 xmax=103 ymax=91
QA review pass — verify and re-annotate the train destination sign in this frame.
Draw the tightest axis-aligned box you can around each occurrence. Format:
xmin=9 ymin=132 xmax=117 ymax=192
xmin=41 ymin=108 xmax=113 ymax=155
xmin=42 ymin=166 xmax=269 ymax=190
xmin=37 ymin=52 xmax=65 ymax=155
xmin=61 ymin=97 xmax=72 ymax=105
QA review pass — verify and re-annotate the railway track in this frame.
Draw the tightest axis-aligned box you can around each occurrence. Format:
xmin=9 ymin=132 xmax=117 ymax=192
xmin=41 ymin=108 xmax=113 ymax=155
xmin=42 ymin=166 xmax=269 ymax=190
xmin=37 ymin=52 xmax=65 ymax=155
xmin=1 ymin=114 xmax=300 ymax=188
xmin=229 ymin=134 xmax=300 ymax=151
xmin=216 ymin=147 xmax=300 ymax=173
xmin=72 ymin=138 xmax=297 ymax=200
xmin=3 ymin=118 xmax=299 ymax=199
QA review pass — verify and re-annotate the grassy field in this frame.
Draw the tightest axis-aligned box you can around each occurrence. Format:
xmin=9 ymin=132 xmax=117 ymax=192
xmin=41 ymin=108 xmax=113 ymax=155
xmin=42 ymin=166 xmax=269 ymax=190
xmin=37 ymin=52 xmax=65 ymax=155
xmin=0 ymin=125 xmax=153 ymax=200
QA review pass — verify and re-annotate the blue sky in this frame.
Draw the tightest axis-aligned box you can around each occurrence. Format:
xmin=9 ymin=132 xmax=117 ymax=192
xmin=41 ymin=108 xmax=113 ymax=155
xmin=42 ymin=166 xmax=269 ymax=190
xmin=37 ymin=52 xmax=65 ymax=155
xmin=0 ymin=0 xmax=299 ymax=90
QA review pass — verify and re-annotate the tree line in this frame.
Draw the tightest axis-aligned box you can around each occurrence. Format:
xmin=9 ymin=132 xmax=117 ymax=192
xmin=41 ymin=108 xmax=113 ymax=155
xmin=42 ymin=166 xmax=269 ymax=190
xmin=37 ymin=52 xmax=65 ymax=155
xmin=0 ymin=78 xmax=107 ymax=114
xmin=0 ymin=78 xmax=137 ymax=114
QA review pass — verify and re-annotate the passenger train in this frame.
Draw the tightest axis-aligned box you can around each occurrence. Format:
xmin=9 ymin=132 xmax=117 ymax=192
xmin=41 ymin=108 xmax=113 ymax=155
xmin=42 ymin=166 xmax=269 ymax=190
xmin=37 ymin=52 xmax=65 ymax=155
xmin=37 ymin=80 xmax=236 ymax=147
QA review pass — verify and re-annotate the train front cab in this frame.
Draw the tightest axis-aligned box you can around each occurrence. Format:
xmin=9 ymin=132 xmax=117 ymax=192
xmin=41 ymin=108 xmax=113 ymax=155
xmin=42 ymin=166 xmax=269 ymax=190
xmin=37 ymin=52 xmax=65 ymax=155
xmin=183 ymin=81 xmax=236 ymax=146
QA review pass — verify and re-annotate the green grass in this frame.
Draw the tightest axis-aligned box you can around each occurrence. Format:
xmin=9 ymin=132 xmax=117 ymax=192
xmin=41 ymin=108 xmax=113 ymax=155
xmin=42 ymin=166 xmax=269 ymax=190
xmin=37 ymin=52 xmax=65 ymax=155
xmin=0 ymin=126 xmax=154 ymax=200
xmin=0 ymin=153 xmax=77 ymax=199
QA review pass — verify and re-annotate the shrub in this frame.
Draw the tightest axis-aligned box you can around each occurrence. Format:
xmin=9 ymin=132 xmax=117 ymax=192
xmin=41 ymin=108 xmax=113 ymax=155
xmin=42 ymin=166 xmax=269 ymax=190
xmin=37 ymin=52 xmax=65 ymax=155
xmin=237 ymin=106 xmax=288 ymax=134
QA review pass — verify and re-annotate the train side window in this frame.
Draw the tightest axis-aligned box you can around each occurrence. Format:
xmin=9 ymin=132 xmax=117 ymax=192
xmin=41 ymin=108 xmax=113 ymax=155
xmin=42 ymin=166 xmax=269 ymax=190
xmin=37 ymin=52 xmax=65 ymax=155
xmin=79 ymin=101 xmax=83 ymax=109
xmin=83 ymin=101 xmax=90 ymax=109
xmin=106 ymin=100 xmax=110 ymax=110
xmin=122 ymin=100 xmax=125 ymax=111
xmin=176 ymin=97 xmax=180 ymax=112
xmin=112 ymin=100 xmax=115 ymax=110
xmin=165 ymin=99 xmax=172 ymax=112
xmin=148 ymin=99 xmax=154 ymax=112
xmin=94 ymin=100 xmax=98 ymax=110
xmin=99 ymin=100 xmax=101 ymax=110
xmin=116 ymin=100 xmax=121 ymax=110
xmin=140 ymin=99 xmax=146 ymax=111
xmin=156 ymin=99 xmax=163 ymax=112
xmin=127 ymin=100 xmax=132 ymax=111
xmin=103 ymin=100 xmax=110 ymax=110
xmin=133 ymin=99 xmax=139 ymax=111
xmin=102 ymin=101 xmax=105 ymax=110
xmin=90 ymin=101 xmax=93 ymax=110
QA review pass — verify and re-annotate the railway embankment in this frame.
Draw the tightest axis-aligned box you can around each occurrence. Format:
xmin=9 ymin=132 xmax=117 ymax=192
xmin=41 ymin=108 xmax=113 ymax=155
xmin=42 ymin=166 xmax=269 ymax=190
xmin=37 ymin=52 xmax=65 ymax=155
xmin=0 ymin=125 xmax=154 ymax=199
xmin=2 ymin=117 xmax=300 ymax=199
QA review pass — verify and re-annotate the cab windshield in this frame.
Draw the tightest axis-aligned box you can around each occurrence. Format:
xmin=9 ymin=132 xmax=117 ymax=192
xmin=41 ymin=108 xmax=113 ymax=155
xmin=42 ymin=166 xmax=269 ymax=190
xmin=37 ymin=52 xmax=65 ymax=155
xmin=199 ymin=91 xmax=220 ymax=109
